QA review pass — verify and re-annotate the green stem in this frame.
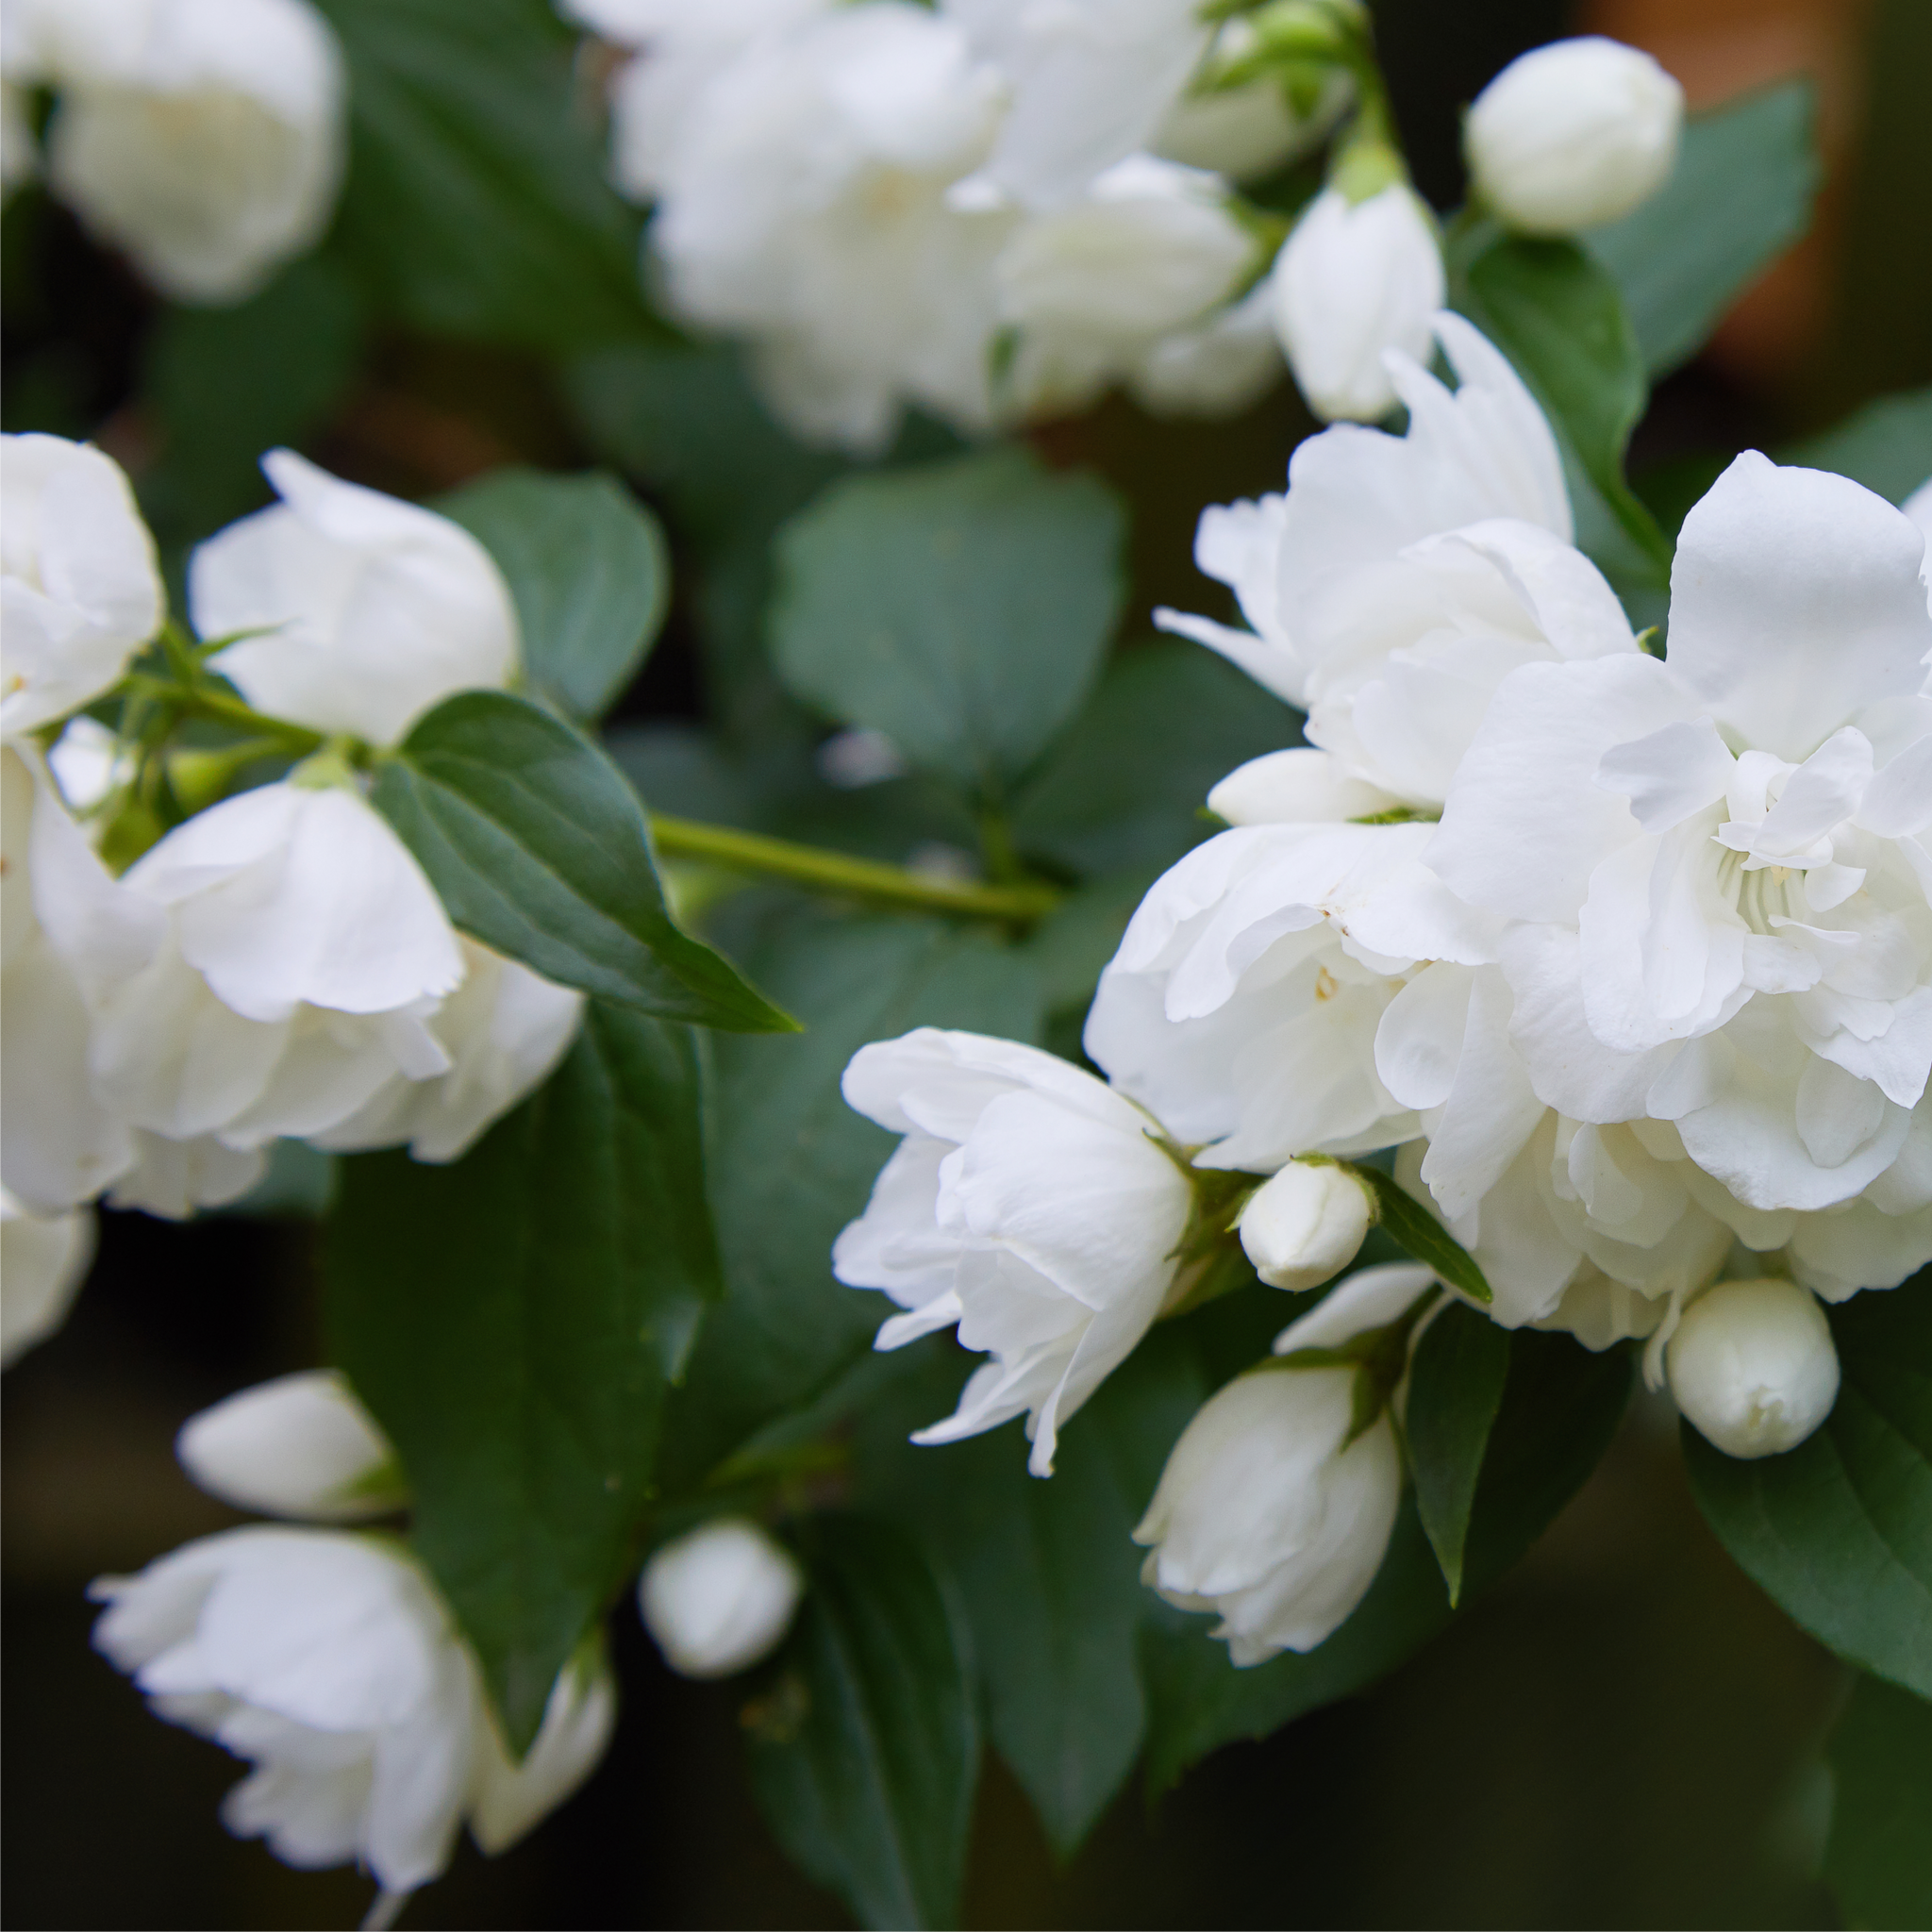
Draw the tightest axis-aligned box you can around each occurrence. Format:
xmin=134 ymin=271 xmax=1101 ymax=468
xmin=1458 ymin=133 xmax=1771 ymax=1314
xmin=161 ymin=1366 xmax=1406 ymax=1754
xmin=648 ymin=812 xmax=1060 ymax=924
xmin=122 ymin=675 xmax=326 ymax=754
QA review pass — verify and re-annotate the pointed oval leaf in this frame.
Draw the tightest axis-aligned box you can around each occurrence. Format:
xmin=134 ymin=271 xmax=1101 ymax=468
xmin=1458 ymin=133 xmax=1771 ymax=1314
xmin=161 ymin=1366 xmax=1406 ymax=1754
xmin=372 ymin=690 xmax=796 ymax=1033
xmin=1405 ymin=1301 xmax=1512 ymax=1604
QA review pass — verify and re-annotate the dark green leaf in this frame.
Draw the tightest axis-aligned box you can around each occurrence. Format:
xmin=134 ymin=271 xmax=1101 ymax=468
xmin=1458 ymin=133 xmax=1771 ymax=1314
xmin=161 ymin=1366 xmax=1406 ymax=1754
xmin=325 ymin=1002 xmax=723 ymax=1750
xmin=1405 ymin=1301 xmax=1511 ymax=1603
xmin=856 ymin=1332 xmax=1206 ymax=1858
xmin=1782 ymin=386 xmax=1932 ymax=506
xmin=372 ymin=691 xmax=795 ymax=1033
xmin=1011 ymin=641 xmax=1300 ymax=878
xmin=657 ymin=909 xmax=1043 ymax=1490
xmin=141 ymin=254 xmax=366 ymax=546
xmin=771 ymin=449 xmax=1126 ymax=795
xmin=1351 ymin=1163 xmax=1492 ymax=1305
xmin=1139 ymin=1496 xmax=1452 ymax=1793
xmin=1458 ymin=1326 xmax=1631 ymax=1600
xmin=1452 ymin=231 xmax=1671 ymax=584
xmin=1589 ymin=81 xmax=1820 ymax=377
xmin=1825 ymin=1674 xmax=1932 ymax=1930
xmin=1685 ymin=1283 xmax=1932 ymax=1698
xmin=438 ymin=467 xmax=671 ymax=723
xmin=743 ymin=1514 xmax=980 ymax=1931
xmin=314 ymin=0 xmax=659 ymax=349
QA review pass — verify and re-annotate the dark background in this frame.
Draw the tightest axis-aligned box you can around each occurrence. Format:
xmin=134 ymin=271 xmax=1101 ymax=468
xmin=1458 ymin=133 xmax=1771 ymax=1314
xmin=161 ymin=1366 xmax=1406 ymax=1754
xmin=6 ymin=0 xmax=1928 ymax=1924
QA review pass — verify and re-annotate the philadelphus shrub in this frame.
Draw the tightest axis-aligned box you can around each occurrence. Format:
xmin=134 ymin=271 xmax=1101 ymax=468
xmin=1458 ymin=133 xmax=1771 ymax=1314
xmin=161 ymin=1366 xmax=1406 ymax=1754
xmin=2 ymin=0 xmax=346 ymax=303
xmin=830 ymin=310 xmax=1932 ymax=1664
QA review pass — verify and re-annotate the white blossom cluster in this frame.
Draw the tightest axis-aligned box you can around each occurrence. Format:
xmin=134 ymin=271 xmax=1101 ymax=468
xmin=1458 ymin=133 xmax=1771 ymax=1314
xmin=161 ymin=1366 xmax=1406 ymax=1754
xmin=558 ymin=8 xmax=1683 ymax=445
xmin=834 ymin=311 xmax=1932 ymax=1665
xmin=0 ymin=432 xmax=583 ymax=1362
xmin=1 ymin=0 xmax=346 ymax=304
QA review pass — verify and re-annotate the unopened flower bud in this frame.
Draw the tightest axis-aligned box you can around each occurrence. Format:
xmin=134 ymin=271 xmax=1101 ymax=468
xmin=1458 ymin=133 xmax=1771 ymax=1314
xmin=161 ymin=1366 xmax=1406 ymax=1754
xmin=1239 ymin=1159 xmax=1374 ymax=1290
xmin=1465 ymin=37 xmax=1683 ymax=236
xmin=1 ymin=1190 xmax=94 ymax=1367
xmin=175 ymin=1369 xmax=403 ymax=1521
xmin=639 ymin=1520 xmax=804 ymax=1679
xmin=1666 ymin=1278 xmax=1840 ymax=1459
xmin=1270 ymin=184 xmax=1442 ymax=422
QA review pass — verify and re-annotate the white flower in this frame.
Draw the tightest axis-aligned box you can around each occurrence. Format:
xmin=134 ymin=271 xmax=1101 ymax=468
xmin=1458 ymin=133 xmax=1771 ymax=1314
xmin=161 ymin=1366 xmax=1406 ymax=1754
xmin=567 ymin=0 xmax=834 ymax=203
xmin=176 ymin=1370 xmax=404 ymax=1522
xmin=1154 ymin=25 xmax=1350 ymax=183
xmin=1906 ymin=475 xmax=1932 ymax=617
xmin=29 ymin=0 xmax=345 ymax=305
xmin=0 ymin=1188 xmax=95 ymax=1366
xmin=1157 ymin=313 xmax=1580 ymax=798
xmin=1269 ymin=184 xmax=1443 ymax=423
xmin=1465 ymin=36 xmax=1683 ymax=236
xmin=834 ymin=1027 xmax=1193 ymax=1474
xmin=1125 ymin=275 xmax=1285 ymax=419
xmin=38 ymin=776 xmax=468 ymax=1163
xmin=1430 ymin=454 xmax=1932 ymax=1238
xmin=651 ymin=3 xmax=1011 ymax=453
xmin=1238 ymin=1158 xmax=1374 ymax=1290
xmin=1 ymin=432 xmax=162 ymax=738
xmin=944 ymin=0 xmax=1211 ymax=210
xmin=639 ymin=1519 xmax=805 ymax=1678
xmin=308 ymin=940 xmax=584 ymax=1163
xmin=1085 ymin=822 xmax=1496 ymax=1174
xmin=998 ymin=155 xmax=1260 ymax=420
xmin=1135 ymin=1262 xmax=1431 ymax=1662
xmin=92 ymin=1528 xmax=615 ymax=1894
xmin=0 ymin=747 xmax=145 ymax=1211
xmin=194 ymin=451 xmax=520 ymax=748
xmin=1666 ymin=1276 xmax=1840 ymax=1458
xmin=109 ymin=1129 xmax=266 ymax=1218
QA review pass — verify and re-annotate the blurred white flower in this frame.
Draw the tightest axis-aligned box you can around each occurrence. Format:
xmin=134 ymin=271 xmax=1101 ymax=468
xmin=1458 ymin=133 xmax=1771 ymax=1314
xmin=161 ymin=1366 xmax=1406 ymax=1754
xmin=1 ymin=432 xmax=162 ymax=739
xmin=1125 ymin=276 xmax=1285 ymax=419
xmin=25 ymin=0 xmax=345 ymax=304
xmin=194 ymin=451 xmax=520 ymax=749
xmin=1136 ymin=1262 xmax=1431 ymax=1662
xmin=639 ymin=1519 xmax=805 ymax=1678
xmin=651 ymin=3 xmax=1010 ymax=452
xmin=1238 ymin=1158 xmax=1373 ymax=1291
xmin=92 ymin=1528 xmax=614 ymax=1895
xmin=945 ymin=0 xmax=1211 ymax=210
xmin=0 ymin=1187 xmax=95 ymax=1366
xmin=176 ymin=1369 xmax=404 ymax=1522
xmin=834 ymin=1027 xmax=1192 ymax=1474
xmin=1269 ymin=184 xmax=1442 ymax=423
xmin=1465 ymin=36 xmax=1683 ymax=236
xmin=1666 ymin=1276 xmax=1840 ymax=1458
xmin=1154 ymin=25 xmax=1351 ymax=182
xmin=999 ymin=155 xmax=1258 ymax=419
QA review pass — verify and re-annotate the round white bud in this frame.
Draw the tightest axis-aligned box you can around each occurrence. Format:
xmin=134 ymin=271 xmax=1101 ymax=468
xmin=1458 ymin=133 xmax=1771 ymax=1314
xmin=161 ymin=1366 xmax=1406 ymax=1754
xmin=1667 ymin=1278 xmax=1840 ymax=1459
xmin=1239 ymin=1159 xmax=1374 ymax=1291
xmin=639 ymin=1519 xmax=804 ymax=1679
xmin=1465 ymin=37 xmax=1684 ymax=236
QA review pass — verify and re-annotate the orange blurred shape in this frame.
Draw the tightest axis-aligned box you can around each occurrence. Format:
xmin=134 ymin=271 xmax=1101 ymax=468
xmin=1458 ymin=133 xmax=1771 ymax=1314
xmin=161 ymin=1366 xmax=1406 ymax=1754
xmin=1583 ymin=0 xmax=1870 ymax=382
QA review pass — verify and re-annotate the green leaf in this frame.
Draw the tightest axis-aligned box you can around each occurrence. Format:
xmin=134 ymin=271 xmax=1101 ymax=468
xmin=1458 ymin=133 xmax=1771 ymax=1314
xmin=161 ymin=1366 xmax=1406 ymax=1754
xmin=325 ymin=1002 xmax=723 ymax=1750
xmin=1782 ymin=386 xmax=1932 ymax=506
xmin=1589 ymin=81 xmax=1820 ymax=377
xmin=770 ymin=448 xmax=1127 ymax=796
xmin=372 ymin=691 xmax=795 ymax=1034
xmin=438 ymin=467 xmax=671 ymax=724
xmin=1011 ymin=641 xmax=1302 ymax=879
xmin=1138 ymin=1496 xmax=1453 ymax=1793
xmin=1350 ymin=1163 xmax=1492 ymax=1306
xmin=1404 ymin=1301 xmax=1511 ymax=1603
xmin=140 ymin=254 xmax=367 ymax=546
xmin=1458 ymin=1326 xmax=1632 ymax=1600
xmin=657 ymin=908 xmax=1043 ymax=1490
xmin=1452 ymin=231 xmax=1671 ymax=584
xmin=1825 ymin=1674 xmax=1932 ymax=1930
xmin=313 ymin=0 xmax=659 ymax=350
xmin=743 ymin=1514 xmax=980 ymax=1931
xmin=856 ymin=1331 xmax=1206 ymax=1859
xmin=1684 ymin=1283 xmax=1932 ymax=1699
